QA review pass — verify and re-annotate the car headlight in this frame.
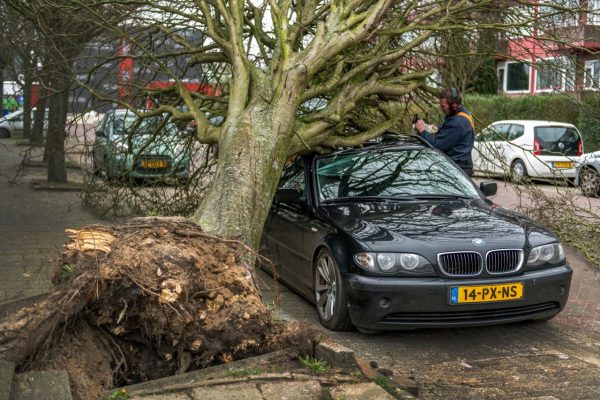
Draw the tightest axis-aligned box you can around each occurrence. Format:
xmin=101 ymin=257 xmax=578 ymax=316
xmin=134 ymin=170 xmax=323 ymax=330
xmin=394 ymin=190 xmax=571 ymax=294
xmin=115 ymin=142 xmax=129 ymax=154
xmin=526 ymin=243 xmax=565 ymax=268
xmin=354 ymin=252 xmax=434 ymax=274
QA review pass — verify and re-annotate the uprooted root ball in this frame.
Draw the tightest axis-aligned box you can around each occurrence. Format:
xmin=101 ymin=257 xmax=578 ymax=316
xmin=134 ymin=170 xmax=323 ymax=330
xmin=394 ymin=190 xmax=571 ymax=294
xmin=1 ymin=217 xmax=314 ymax=399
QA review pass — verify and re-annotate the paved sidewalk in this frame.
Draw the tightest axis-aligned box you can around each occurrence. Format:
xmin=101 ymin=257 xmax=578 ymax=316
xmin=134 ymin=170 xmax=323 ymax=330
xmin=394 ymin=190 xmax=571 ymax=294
xmin=0 ymin=139 xmax=102 ymax=303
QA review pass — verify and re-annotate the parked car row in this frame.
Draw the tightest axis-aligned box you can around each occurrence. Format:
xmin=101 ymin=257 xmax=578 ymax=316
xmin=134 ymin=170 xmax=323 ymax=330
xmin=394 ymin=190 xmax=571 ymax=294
xmin=472 ymin=119 xmax=599 ymax=197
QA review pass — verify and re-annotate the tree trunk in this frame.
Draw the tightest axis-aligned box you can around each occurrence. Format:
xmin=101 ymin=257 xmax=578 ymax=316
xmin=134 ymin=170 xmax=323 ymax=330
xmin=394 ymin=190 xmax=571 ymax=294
xmin=191 ymin=96 xmax=299 ymax=250
xmin=31 ymin=91 xmax=47 ymax=146
xmin=32 ymin=60 xmax=50 ymax=146
xmin=0 ymin=62 xmax=4 ymax=116
xmin=44 ymin=68 xmax=70 ymax=183
xmin=22 ymin=62 xmax=33 ymax=139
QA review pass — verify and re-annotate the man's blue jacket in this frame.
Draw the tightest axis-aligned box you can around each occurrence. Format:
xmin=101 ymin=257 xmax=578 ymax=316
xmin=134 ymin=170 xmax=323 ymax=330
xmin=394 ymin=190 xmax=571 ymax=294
xmin=420 ymin=106 xmax=475 ymax=162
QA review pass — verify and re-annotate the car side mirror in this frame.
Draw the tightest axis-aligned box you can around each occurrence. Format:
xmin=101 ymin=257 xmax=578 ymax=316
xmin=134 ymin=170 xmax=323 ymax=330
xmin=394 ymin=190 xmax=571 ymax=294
xmin=96 ymin=130 xmax=106 ymax=138
xmin=275 ymin=188 xmax=303 ymax=204
xmin=480 ymin=181 xmax=497 ymax=197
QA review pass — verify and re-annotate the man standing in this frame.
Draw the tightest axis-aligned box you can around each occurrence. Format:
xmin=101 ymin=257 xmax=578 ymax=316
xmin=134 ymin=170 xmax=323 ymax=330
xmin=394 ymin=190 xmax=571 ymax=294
xmin=415 ymin=88 xmax=475 ymax=177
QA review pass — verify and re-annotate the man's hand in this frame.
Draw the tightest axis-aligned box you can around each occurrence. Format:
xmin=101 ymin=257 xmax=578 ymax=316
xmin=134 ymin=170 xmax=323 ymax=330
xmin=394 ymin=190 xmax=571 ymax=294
xmin=414 ymin=119 xmax=427 ymax=134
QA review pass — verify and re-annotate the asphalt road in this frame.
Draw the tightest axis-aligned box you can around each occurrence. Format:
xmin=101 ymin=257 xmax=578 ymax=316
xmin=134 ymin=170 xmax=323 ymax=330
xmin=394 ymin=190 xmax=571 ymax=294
xmin=258 ymin=179 xmax=600 ymax=400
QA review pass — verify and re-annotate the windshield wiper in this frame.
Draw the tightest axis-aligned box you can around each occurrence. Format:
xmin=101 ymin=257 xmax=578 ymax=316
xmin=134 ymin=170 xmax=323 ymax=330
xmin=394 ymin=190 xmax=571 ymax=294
xmin=321 ymin=195 xmax=417 ymax=203
xmin=410 ymin=194 xmax=475 ymax=200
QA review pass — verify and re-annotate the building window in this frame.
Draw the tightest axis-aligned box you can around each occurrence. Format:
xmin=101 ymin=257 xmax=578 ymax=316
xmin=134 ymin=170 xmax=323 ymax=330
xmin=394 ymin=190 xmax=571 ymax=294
xmin=538 ymin=0 xmax=578 ymax=29
xmin=506 ymin=62 xmax=530 ymax=92
xmin=589 ymin=0 xmax=600 ymax=24
xmin=585 ymin=60 xmax=600 ymax=89
xmin=535 ymin=57 xmax=575 ymax=92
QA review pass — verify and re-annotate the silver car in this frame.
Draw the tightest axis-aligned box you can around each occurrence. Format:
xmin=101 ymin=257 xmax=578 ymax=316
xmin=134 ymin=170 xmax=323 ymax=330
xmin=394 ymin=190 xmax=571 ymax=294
xmin=575 ymin=151 xmax=600 ymax=197
xmin=0 ymin=109 xmax=48 ymax=138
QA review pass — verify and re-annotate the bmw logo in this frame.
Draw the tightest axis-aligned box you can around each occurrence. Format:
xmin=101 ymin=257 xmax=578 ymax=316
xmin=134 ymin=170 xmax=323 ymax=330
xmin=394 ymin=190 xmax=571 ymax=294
xmin=472 ymin=238 xmax=485 ymax=246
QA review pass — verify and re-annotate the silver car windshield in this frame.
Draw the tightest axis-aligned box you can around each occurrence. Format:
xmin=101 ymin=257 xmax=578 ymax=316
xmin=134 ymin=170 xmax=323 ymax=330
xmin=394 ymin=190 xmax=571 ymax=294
xmin=114 ymin=114 xmax=178 ymax=136
xmin=316 ymin=148 xmax=480 ymax=202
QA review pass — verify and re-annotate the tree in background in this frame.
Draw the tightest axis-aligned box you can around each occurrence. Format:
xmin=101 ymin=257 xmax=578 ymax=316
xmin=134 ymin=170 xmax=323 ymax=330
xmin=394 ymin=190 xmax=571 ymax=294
xmin=3 ymin=0 xmax=130 ymax=182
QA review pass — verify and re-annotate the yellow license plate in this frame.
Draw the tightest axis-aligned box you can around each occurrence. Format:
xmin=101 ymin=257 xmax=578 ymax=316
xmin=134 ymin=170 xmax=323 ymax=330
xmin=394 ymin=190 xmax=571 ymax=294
xmin=450 ymin=283 xmax=523 ymax=304
xmin=553 ymin=161 xmax=573 ymax=169
xmin=140 ymin=160 xmax=167 ymax=169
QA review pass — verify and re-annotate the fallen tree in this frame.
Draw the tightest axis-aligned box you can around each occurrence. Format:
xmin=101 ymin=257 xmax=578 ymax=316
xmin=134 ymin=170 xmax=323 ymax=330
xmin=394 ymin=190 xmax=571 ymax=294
xmin=0 ymin=217 xmax=311 ymax=399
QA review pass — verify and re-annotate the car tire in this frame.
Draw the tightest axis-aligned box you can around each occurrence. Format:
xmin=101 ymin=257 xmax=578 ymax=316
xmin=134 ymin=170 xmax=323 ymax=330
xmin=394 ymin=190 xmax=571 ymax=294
xmin=579 ymin=168 xmax=600 ymax=197
xmin=313 ymin=248 xmax=353 ymax=331
xmin=510 ymin=160 xmax=528 ymax=184
xmin=0 ymin=128 xmax=10 ymax=138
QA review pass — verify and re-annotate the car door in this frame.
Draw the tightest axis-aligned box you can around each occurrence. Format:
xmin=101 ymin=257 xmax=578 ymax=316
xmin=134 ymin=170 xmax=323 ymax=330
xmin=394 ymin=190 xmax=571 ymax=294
xmin=502 ymin=123 xmax=525 ymax=165
xmin=475 ymin=124 xmax=509 ymax=174
xmin=265 ymin=159 xmax=316 ymax=297
xmin=9 ymin=112 xmax=24 ymax=136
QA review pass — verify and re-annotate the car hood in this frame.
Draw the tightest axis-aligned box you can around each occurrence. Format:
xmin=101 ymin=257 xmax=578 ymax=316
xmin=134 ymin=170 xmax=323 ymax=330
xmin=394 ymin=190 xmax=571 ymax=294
xmin=319 ymin=199 xmax=554 ymax=252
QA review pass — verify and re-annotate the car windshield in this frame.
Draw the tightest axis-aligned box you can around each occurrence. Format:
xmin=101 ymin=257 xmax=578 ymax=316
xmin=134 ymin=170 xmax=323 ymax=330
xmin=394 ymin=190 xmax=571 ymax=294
xmin=316 ymin=148 xmax=480 ymax=202
xmin=114 ymin=113 xmax=179 ymax=136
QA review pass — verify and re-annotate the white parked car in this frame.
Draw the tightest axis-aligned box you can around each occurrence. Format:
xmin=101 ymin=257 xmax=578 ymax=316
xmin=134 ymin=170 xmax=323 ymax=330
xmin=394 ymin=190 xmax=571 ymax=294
xmin=0 ymin=108 xmax=48 ymax=138
xmin=575 ymin=151 xmax=600 ymax=197
xmin=472 ymin=120 xmax=583 ymax=183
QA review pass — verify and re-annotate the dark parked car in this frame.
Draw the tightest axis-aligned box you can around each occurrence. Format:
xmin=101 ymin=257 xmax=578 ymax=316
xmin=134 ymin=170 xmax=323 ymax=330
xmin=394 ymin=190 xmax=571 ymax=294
xmin=262 ymin=135 xmax=572 ymax=333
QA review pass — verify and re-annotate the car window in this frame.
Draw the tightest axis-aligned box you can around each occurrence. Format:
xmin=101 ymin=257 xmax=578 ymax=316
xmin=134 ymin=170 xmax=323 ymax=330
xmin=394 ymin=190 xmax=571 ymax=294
xmin=508 ymin=124 xmax=524 ymax=141
xmin=316 ymin=148 xmax=479 ymax=201
xmin=534 ymin=126 xmax=580 ymax=143
xmin=491 ymin=124 xmax=511 ymax=141
xmin=278 ymin=158 xmax=305 ymax=195
xmin=534 ymin=126 xmax=581 ymax=155
xmin=479 ymin=124 xmax=509 ymax=141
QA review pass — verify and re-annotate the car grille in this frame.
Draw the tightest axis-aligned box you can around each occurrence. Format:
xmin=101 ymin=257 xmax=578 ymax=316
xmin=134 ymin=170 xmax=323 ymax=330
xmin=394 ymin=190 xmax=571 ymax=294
xmin=438 ymin=252 xmax=482 ymax=276
xmin=487 ymin=250 xmax=523 ymax=274
xmin=381 ymin=302 xmax=560 ymax=324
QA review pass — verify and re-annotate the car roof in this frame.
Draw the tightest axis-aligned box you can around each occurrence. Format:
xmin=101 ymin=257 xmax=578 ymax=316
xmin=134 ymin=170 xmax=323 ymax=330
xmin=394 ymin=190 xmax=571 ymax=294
xmin=488 ymin=120 xmax=576 ymax=128
xmin=313 ymin=133 xmax=430 ymax=158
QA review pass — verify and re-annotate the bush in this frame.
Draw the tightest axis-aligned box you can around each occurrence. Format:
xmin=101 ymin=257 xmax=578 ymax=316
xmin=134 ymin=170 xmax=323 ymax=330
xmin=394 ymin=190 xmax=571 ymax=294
xmin=576 ymin=95 xmax=600 ymax=152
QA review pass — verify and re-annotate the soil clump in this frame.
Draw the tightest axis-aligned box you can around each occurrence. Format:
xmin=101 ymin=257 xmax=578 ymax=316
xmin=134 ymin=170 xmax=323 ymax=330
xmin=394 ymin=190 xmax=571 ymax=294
xmin=0 ymin=217 xmax=314 ymax=399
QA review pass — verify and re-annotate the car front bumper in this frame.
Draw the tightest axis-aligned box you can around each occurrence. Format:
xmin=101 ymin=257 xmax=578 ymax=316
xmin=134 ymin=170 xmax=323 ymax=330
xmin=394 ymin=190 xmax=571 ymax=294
xmin=346 ymin=265 xmax=572 ymax=330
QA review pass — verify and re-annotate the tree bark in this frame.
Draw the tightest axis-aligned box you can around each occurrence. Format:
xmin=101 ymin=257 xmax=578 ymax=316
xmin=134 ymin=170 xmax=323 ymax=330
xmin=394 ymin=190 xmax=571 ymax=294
xmin=22 ymin=57 xmax=33 ymax=139
xmin=44 ymin=64 xmax=70 ymax=182
xmin=191 ymin=77 xmax=303 ymax=249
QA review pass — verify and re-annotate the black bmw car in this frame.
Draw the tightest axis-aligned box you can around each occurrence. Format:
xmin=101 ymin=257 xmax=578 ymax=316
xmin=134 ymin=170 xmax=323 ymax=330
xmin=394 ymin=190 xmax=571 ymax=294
xmin=262 ymin=135 xmax=572 ymax=333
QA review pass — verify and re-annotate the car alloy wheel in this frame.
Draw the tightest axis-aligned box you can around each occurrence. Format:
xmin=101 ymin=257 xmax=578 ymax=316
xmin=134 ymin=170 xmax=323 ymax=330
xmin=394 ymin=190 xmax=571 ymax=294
xmin=580 ymin=168 xmax=600 ymax=197
xmin=510 ymin=160 xmax=527 ymax=183
xmin=0 ymin=128 xmax=10 ymax=138
xmin=313 ymin=249 xmax=352 ymax=331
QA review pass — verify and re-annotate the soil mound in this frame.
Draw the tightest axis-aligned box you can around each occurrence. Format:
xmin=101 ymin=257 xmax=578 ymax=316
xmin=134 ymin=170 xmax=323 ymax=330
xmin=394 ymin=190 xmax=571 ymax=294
xmin=0 ymin=217 xmax=310 ymax=399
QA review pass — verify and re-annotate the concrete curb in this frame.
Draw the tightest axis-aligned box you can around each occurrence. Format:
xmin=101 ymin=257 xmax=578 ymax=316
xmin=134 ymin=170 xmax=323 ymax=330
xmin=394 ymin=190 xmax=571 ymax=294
xmin=11 ymin=370 xmax=72 ymax=400
xmin=316 ymin=341 xmax=418 ymax=398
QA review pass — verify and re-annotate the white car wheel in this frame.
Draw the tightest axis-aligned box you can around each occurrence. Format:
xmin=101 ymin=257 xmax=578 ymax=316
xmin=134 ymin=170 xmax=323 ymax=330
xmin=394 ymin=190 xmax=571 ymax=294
xmin=510 ymin=160 xmax=527 ymax=183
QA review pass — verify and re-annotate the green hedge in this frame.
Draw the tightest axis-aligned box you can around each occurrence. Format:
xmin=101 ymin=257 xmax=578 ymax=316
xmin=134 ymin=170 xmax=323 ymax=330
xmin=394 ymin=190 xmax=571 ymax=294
xmin=463 ymin=94 xmax=600 ymax=152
